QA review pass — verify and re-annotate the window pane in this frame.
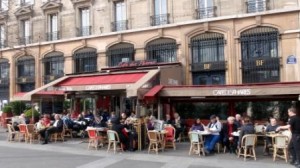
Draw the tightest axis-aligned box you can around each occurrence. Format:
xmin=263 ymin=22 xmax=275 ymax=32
xmin=155 ymin=0 xmax=167 ymax=15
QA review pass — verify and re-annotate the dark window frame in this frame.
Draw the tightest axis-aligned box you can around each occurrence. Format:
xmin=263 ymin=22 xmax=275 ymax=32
xmin=107 ymin=43 xmax=134 ymax=67
xmin=146 ymin=38 xmax=177 ymax=63
xmin=73 ymin=48 xmax=97 ymax=74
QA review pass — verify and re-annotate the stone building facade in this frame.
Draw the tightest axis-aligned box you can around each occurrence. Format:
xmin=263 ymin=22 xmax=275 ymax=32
xmin=0 ymin=0 xmax=299 ymax=106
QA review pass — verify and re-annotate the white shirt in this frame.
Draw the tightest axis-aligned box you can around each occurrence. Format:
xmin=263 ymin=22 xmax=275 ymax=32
xmin=53 ymin=120 xmax=59 ymax=127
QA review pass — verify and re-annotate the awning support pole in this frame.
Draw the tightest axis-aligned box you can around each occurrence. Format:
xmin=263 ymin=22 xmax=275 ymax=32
xmin=158 ymin=99 xmax=161 ymax=120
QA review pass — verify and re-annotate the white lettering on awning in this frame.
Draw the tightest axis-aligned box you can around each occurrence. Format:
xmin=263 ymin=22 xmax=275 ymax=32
xmin=212 ymin=89 xmax=251 ymax=96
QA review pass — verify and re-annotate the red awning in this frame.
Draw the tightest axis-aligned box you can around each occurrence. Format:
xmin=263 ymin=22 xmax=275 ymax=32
xmin=56 ymin=73 xmax=146 ymax=86
xmin=35 ymin=91 xmax=65 ymax=95
xmin=144 ymin=85 xmax=164 ymax=99
xmin=14 ymin=92 xmax=27 ymax=97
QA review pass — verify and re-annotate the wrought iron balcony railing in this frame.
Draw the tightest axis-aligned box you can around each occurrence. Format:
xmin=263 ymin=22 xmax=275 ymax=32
xmin=76 ymin=26 xmax=91 ymax=37
xmin=111 ymin=20 xmax=128 ymax=32
xmin=0 ymin=78 xmax=9 ymax=85
xmin=46 ymin=31 xmax=60 ymax=41
xmin=0 ymin=39 xmax=7 ymax=48
xmin=150 ymin=14 xmax=169 ymax=26
xmin=18 ymin=36 xmax=32 ymax=45
xmin=44 ymin=74 xmax=64 ymax=84
xmin=246 ymin=0 xmax=268 ymax=13
xmin=191 ymin=61 xmax=226 ymax=72
xmin=16 ymin=76 xmax=35 ymax=84
xmin=195 ymin=6 xmax=217 ymax=19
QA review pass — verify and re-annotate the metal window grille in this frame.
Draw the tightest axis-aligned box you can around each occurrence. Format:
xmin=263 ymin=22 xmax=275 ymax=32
xmin=0 ymin=59 xmax=9 ymax=87
xmin=74 ymin=48 xmax=97 ymax=74
xmin=0 ymin=85 xmax=9 ymax=99
xmin=111 ymin=20 xmax=128 ymax=32
xmin=17 ymin=56 xmax=35 ymax=78
xmin=0 ymin=39 xmax=7 ymax=48
xmin=150 ymin=14 xmax=169 ymax=26
xmin=146 ymin=38 xmax=177 ymax=63
xmin=107 ymin=43 xmax=134 ymax=67
xmin=241 ymin=27 xmax=280 ymax=83
xmin=43 ymin=52 xmax=64 ymax=84
xmin=247 ymin=0 xmax=268 ymax=13
xmin=19 ymin=83 xmax=35 ymax=92
xmin=46 ymin=31 xmax=60 ymax=41
xmin=196 ymin=6 xmax=216 ymax=19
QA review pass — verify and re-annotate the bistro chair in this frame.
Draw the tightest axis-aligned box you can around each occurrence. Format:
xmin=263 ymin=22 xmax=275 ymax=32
xmin=26 ymin=124 xmax=40 ymax=144
xmin=273 ymin=135 xmax=289 ymax=163
xmin=254 ymin=125 xmax=265 ymax=134
xmin=87 ymin=128 xmax=102 ymax=150
xmin=164 ymin=126 xmax=176 ymax=150
xmin=18 ymin=124 xmax=27 ymax=142
xmin=147 ymin=130 xmax=164 ymax=154
xmin=188 ymin=132 xmax=205 ymax=156
xmin=51 ymin=129 xmax=65 ymax=143
xmin=7 ymin=124 xmax=18 ymax=142
xmin=62 ymin=124 xmax=73 ymax=139
xmin=238 ymin=134 xmax=257 ymax=161
xmin=107 ymin=130 xmax=123 ymax=154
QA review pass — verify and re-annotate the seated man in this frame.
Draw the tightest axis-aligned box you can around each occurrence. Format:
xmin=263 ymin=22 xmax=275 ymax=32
xmin=222 ymin=116 xmax=238 ymax=153
xmin=238 ymin=116 xmax=255 ymax=147
xmin=204 ymin=115 xmax=222 ymax=154
xmin=40 ymin=114 xmax=63 ymax=144
xmin=264 ymin=118 xmax=279 ymax=155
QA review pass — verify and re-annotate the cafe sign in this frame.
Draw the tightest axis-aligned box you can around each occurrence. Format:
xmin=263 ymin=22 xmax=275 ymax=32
xmin=287 ymin=55 xmax=297 ymax=64
xmin=117 ymin=60 xmax=157 ymax=68
xmin=212 ymin=89 xmax=251 ymax=96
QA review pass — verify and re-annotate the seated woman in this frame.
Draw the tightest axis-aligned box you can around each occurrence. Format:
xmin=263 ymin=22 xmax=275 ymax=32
xmin=190 ymin=118 xmax=205 ymax=131
xmin=238 ymin=116 xmax=255 ymax=147
xmin=111 ymin=117 xmax=130 ymax=151
xmin=222 ymin=116 xmax=238 ymax=153
xmin=204 ymin=115 xmax=222 ymax=154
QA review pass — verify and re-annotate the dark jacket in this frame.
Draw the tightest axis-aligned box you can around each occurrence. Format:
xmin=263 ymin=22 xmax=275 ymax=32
xmin=53 ymin=119 xmax=64 ymax=132
xmin=222 ymin=123 xmax=238 ymax=141
xmin=239 ymin=123 xmax=255 ymax=146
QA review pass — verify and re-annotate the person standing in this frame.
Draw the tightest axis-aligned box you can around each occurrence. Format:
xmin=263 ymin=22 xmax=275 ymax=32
xmin=276 ymin=107 xmax=300 ymax=168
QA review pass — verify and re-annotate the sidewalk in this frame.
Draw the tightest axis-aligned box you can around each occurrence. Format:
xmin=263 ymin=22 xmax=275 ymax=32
xmin=0 ymin=128 xmax=293 ymax=168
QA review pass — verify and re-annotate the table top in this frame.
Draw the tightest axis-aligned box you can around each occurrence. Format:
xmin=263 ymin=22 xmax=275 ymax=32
xmin=86 ymin=127 xmax=107 ymax=132
xmin=191 ymin=131 xmax=211 ymax=135
xmin=231 ymin=132 xmax=240 ymax=137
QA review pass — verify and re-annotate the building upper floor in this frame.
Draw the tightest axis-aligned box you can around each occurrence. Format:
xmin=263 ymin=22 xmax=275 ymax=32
xmin=0 ymin=0 xmax=299 ymax=48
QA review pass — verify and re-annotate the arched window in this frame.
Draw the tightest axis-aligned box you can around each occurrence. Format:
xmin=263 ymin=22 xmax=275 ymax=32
xmin=16 ymin=56 xmax=35 ymax=92
xmin=146 ymin=38 xmax=177 ymax=63
xmin=191 ymin=33 xmax=226 ymax=85
xmin=107 ymin=43 xmax=134 ymax=67
xmin=73 ymin=47 xmax=97 ymax=74
xmin=241 ymin=27 xmax=280 ymax=83
xmin=43 ymin=51 xmax=64 ymax=84
xmin=0 ymin=58 xmax=9 ymax=101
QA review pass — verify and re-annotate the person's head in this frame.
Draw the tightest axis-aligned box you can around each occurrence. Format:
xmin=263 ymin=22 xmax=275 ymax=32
xmin=77 ymin=114 xmax=83 ymax=119
xmin=173 ymin=113 xmax=179 ymax=119
xmin=19 ymin=113 xmax=25 ymax=119
xmin=227 ymin=116 xmax=235 ymax=124
xmin=288 ymin=107 xmax=297 ymax=117
xmin=54 ymin=114 xmax=60 ymax=120
xmin=121 ymin=112 xmax=127 ymax=119
xmin=242 ymin=116 xmax=251 ymax=125
xmin=210 ymin=115 xmax=217 ymax=123
xmin=195 ymin=118 xmax=201 ymax=125
xmin=81 ymin=111 xmax=86 ymax=116
xmin=131 ymin=112 xmax=135 ymax=117
xmin=111 ymin=111 xmax=115 ymax=117
xmin=166 ymin=114 xmax=171 ymax=120
xmin=270 ymin=118 xmax=277 ymax=126
xmin=235 ymin=114 xmax=241 ymax=121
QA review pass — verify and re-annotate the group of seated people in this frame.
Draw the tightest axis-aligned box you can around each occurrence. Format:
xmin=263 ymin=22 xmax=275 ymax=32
xmin=188 ymin=114 xmax=280 ymax=155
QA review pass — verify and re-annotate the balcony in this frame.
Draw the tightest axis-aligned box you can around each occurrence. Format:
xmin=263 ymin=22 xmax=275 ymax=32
xmin=150 ymin=14 xmax=169 ymax=26
xmin=76 ymin=26 xmax=91 ymax=37
xmin=16 ymin=76 xmax=35 ymax=84
xmin=20 ymin=0 xmax=33 ymax=7
xmin=44 ymin=74 xmax=64 ymax=84
xmin=191 ymin=61 xmax=226 ymax=72
xmin=246 ymin=0 xmax=268 ymax=13
xmin=111 ymin=20 xmax=128 ymax=32
xmin=46 ymin=31 xmax=60 ymax=41
xmin=18 ymin=36 xmax=32 ymax=45
xmin=195 ymin=6 xmax=217 ymax=19
xmin=0 ymin=39 xmax=7 ymax=48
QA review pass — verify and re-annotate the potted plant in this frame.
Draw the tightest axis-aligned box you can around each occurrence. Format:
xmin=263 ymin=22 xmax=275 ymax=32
xmin=24 ymin=109 xmax=40 ymax=124
xmin=10 ymin=101 xmax=26 ymax=116
xmin=2 ymin=105 xmax=13 ymax=128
